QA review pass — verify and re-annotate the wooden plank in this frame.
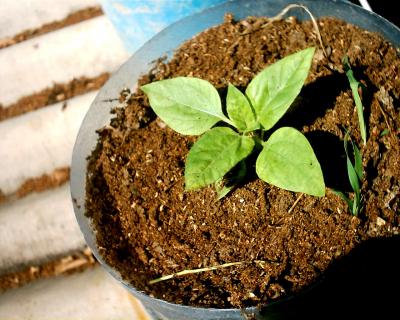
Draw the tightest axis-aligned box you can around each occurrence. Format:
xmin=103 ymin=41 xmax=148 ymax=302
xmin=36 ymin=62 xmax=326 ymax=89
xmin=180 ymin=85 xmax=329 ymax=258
xmin=0 ymin=16 xmax=128 ymax=106
xmin=0 ymin=184 xmax=85 ymax=274
xmin=0 ymin=266 xmax=151 ymax=320
xmin=0 ymin=92 xmax=96 ymax=196
xmin=0 ymin=0 xmax=100 ymax=40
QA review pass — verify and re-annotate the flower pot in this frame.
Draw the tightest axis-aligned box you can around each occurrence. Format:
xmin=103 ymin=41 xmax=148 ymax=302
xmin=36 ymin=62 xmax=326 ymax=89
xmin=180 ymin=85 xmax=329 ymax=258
xmin=71 ymin=0 xmax=400 ymax=319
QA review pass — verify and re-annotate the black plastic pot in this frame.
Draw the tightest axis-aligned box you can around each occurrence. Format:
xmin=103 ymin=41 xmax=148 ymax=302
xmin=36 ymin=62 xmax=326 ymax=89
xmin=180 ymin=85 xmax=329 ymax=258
xmin=71 ymin=0 xmax=400 ymax=319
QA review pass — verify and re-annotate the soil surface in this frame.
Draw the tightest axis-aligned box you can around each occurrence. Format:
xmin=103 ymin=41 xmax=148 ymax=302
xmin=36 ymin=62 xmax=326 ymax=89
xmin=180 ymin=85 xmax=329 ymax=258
xmin=86 ymin=15 xmax=400 ymax=308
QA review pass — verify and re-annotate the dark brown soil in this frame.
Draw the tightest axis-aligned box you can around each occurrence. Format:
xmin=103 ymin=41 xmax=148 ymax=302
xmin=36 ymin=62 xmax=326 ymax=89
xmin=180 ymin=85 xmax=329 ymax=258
xmin=0 ymin=73 xmax=109 ymax=121
xmin=0 ymin=6 xmax=103 ymax=49
xmin=86 ymin=15 xmax=399 ymax=308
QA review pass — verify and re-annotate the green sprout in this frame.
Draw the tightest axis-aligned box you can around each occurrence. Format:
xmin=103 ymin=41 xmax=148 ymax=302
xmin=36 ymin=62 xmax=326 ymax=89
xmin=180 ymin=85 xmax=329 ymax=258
xmin=380 ymin=128 xmax=389 ymax=137
xmin=343 ymin=56 xmax=367 ymax=145
xmin=142 ymin=47 xmax=325 ymax=198
xmin=334 ymin=131 xmax=363 ymax=216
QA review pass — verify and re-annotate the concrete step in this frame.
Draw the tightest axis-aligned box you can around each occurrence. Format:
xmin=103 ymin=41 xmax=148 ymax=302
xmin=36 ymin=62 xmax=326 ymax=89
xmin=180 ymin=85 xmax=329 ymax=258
xmin=0 ymin=184 xmax=85 ymax=274
xmin=0 ymin=0 xmax=100 ymax=40
xmin=0 ymin=15 xmax=128 ymax=107
xmin=0 ymin=1 xmax=149 ymax=317
xmin=0 ymin=92 xmax=96 ymax=196
xmin=0 ymin=266 xmax=151 ymax=320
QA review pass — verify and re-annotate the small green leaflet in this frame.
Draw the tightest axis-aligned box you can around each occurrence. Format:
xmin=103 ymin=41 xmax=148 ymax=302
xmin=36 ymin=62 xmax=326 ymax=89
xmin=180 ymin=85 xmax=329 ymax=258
xmin=185 ymin=127 xmax=254 ymax=190
xmin=141 ymin=77 xmax=232 ymax=135
xmin=354 ymin=144 xmax=363 ymax=181
xmin=344 ymin=131 xmax=363 ymax=181
xmin=380 ymin=128 xmax=389 ymax=137
xmin=256 ymin=127 xmax=325 ymax=196
xmin=226 ymin=84 xmax=259 ymax=132
xmin=246 ymin=47 xmax=315 ymax=130
xmin=346 ymin=156 xmax=360 ymax=199
xmin=343 ymin=131 xmax=362 ymax=215
xmin=343 ymin=56 xmax=367 ymax=145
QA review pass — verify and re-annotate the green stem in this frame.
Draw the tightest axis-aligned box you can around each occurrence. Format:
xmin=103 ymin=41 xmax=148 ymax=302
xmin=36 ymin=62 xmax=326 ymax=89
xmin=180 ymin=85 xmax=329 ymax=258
xmin=253 ymin=134 xmax=264 ymax=151
xmin=221 ymin=116 xmax=236 ymax=128
xmin=260 ymin=129 xmax=265 ymax=141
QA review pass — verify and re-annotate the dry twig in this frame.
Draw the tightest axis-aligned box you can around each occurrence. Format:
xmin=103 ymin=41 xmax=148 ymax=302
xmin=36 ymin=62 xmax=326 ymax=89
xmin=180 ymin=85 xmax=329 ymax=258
xmin=288 ymin=193 xmax=304 ymax=214
xmin=149 ymin=260 xmax=266 ymax=284
xmin=261 ymin=4 xmax=328 ymax=59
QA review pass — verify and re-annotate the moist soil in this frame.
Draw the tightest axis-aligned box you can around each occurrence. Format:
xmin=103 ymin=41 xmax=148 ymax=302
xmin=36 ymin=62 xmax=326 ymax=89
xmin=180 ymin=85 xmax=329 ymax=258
xmin=86 ymin=15 xmax=400 ymax=309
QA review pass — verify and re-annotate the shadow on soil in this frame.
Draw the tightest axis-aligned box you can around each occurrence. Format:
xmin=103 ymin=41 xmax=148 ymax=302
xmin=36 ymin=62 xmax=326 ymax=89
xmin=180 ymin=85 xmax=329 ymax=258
xmin=305 ymin=130 xmax=350 ymax=192
xmin=279 ymin=71 xmax=349 ymax=129
xmin=256 ymin=236 xmax=400 ymax=319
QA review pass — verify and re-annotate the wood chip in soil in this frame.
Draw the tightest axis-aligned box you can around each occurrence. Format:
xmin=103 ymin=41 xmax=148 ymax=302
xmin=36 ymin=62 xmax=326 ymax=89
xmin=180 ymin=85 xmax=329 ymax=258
xmin=86 ymin=15 xmax=400 ymax=309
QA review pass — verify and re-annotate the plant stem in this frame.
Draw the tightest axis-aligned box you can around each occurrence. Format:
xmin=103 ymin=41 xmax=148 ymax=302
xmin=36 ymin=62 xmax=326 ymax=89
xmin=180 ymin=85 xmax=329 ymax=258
xmin=149 ymin=260 xmax=265 ymax=285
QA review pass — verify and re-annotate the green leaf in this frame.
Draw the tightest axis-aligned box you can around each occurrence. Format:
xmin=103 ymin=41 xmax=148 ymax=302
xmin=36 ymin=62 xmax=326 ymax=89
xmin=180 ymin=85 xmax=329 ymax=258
xmin=340 ymin=131 xmax=362 ymax=216
xmin=352 ymin=192 xmax=361 ymax=216
xmin=343 ymin=56 xmax=367 ymax=145
xmin=353 ymin=142 xmax=363 ymax=181
xmin=380 ymin=128 xmax=389 ymax=137
xmin=256 ymin=127 xmax=325 ymax=196
xmin=215 ymin=183 xmax=232 ymax=200
xmin=344 ymin=131 xmax=362 ymax=186
xmin=333 ymin=190 xmax=354 ymax=211
xmin=215 ymin=161 xmax=247 ymax=200
xmin=346 ymin=157 xmax=360 ymax=195
xmin=226 ymin=84 xmax=259 ymax=132
xmin=246 ymin=47 xmax=315 ymax=130
xmin=141 ymin=77 xmax=232 ymax=135
xmin=185 ymin=127 xmax=254 ymax=190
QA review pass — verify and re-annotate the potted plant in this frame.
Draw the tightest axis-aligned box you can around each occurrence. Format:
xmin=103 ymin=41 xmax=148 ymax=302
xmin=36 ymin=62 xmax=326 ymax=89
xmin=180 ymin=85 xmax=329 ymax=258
xmin=71 ymin=0 xmax=399 ymax=319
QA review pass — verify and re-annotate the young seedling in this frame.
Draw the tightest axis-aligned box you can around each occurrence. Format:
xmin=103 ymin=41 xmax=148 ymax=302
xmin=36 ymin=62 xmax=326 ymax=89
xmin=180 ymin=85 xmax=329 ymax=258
xmin=142 ymin=47 xmax=325 ymax=198
xmin=343 ymin=56 xmax=367 ymax=145
xmin=380 ymin=128 xmax=389 ymax=137
xmin=334 ymin=131 xmax=363 ymax=216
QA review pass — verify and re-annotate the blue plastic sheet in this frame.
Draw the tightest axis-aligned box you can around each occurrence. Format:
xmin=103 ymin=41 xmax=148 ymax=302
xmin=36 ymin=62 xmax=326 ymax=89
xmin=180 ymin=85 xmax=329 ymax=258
xmin=100 ymin=0 xmax=227 ymax=53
